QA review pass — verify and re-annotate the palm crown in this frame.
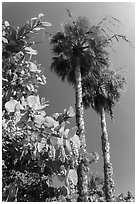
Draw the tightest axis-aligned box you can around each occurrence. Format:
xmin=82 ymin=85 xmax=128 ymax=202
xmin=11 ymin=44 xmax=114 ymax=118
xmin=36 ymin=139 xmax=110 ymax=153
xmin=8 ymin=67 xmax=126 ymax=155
xmin=82 ymin=68 xmax=126 ymax=118
xmin=50 ymin=16 xmax=111 ymax=85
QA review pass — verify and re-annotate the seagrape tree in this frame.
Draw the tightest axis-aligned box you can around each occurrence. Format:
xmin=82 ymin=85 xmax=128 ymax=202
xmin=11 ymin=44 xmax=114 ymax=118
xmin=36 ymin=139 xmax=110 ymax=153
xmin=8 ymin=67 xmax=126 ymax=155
xmin=2 ymin=13 xmax=98 ymax=202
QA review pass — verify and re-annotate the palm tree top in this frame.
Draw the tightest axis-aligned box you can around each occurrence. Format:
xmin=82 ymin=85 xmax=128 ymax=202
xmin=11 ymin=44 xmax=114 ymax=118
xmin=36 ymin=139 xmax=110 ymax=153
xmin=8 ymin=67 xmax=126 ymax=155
xmin=82 ymin=67 xmax=126 ymax=118
xmin=50 ymin=16 xmax=112 ymax=85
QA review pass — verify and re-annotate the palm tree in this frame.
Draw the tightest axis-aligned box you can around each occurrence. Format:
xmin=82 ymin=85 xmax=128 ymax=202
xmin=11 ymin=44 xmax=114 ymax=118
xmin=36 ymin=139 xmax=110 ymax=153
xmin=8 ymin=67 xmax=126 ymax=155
xmin=50 ymin=13 xmax=129 ymax=201
xmin=82 ymin=67 xmax=126 ymax=201
xmin=50 ymin=15 xmax=112 ymax=201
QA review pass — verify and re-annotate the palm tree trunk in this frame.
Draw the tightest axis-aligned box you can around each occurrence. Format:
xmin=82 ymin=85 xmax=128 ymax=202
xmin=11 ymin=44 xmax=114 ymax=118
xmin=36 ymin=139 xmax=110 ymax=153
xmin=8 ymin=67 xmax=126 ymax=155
xmin=100 ymin=106 xmax=116 ymax=202
xmin=75 ymin=58 xmax=89 ymax=202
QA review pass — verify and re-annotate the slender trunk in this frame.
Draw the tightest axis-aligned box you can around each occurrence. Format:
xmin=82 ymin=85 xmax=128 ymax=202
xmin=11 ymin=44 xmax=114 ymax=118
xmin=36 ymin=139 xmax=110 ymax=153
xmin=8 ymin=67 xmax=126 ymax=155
xmin=100 ymin=106 xmax=116 ymax=202
xmin=75 ymin=58 xmax=89 ymax=202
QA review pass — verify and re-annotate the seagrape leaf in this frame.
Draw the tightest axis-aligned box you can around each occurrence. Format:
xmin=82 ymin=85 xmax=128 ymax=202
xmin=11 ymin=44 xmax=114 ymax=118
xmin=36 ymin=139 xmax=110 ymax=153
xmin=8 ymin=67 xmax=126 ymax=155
xmin=52 ymin=174 xmax=65 ymax=188
xmin=52 ymin=112 xmax=60 ymax=120
xmin=27 ymin=95 xmax=48 ymax=110
xmin=67 ymin=106 xmax=75 ymax=117
xmin=60 ymin=186 xmax=69 ymax=196
xmin=30 ymin=18 xmax=37 ymax=28
xmin=28 ymin=62 xmax=38 ymax=72
xmin=2 ymin=37 xmax=8 ymax=43
xmin=50 ymin=136 xmax=63 ymax=147
xmin=37 ymin=142 xmax=45 ymax=152
xmin=54 ymin=122 xmax=65 ymax=133
xmin=5 ymin=98 xmax=18 ymax=113
xmin=33 ymin=114 xmax=45 ymax=127
xmin=39 ymin=21 xmax=52 ymax=27
xmin=70 ymin=134 xmax=81 ymax=150
xmin=45 ymin=116 xmax=59 ymax=128
xmin=4 ymin=21 xmax=10 ymax=27
xmin=25 ymin=47 xmax=37 ymax=55
xmin=68 ymin=126 xmax=78 ymax=139
xmin=63 ymin=129 xmax=70 ymax=139
xmin=57 ymin=174 xmax=66 ymax=182
xmin=33 ymin=27 xmax=45 ymax=31
xmin=27 ymin=95 xmax=40 ymax=109
xmin=67 ymin=169 xmax=78 ymax=185
xmin=17 ymin=112 xmax=29 ymax=127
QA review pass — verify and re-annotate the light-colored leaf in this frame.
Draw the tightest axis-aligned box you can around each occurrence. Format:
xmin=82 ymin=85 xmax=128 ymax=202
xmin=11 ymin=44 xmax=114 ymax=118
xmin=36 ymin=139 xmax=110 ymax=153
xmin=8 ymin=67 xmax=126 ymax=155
xmin=27 ymin=95 xmax=40 ymax=109
xmin=52 ymin=112 xmax=60 ymax=120
xmin=45 ymin=116 xmax=59 ymax=128
xmin=39 ymin=21 xmax=52 ymax=27
xmin=2 ymin=37 xmax=8 ymax=43
xmin=28 ymin=62 xmax=38 ymax=72
xmin=38 ymin=13 xmax=45 ymax=20
xmin=33 ymin=114 xmax=45 ymax=127
xmin=37 ymin=142 xmax=45 ymax=152
xmin=25 ymin=47 xmax=37 ymax=55
xmin=5 ymin=21 xmax=10 ymax=27
xmin=5 ymin=98 xmax=18 ymax=113
xmin=37 ymin=138 xmax=47 ymax=152
xmin=31 ymin=17 xmax=37 ymax=21
xmin=66 ymin=169 xmax=78 ymax=185
xmin=33 ymin=27 xmax=45 ymax=31
xmin=67 ymin=106 xmax=75 ymax=117
xmin=26 ymin=95 xmax=48 ymax=111
xmin=70 ymin=134 xmax=81 ymax=149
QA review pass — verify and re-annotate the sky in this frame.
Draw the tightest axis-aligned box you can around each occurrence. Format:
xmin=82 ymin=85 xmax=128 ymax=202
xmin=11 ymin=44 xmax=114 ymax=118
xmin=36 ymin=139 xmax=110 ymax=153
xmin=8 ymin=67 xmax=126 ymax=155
xmin=2 ymin=2 xmax=135 ymax=195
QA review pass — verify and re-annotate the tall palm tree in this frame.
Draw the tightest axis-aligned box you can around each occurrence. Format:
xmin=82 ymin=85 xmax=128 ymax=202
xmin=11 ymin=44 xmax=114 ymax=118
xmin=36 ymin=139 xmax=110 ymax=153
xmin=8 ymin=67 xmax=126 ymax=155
xmin=82 ymin=68 xmax=126 ymax=201
xmin=50 ymin=16 xmax=111 ymax=201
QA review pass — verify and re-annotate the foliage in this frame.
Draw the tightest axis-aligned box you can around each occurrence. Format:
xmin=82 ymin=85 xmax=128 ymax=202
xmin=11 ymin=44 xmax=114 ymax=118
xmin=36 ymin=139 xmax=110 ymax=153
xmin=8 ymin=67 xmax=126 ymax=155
xmin=50 ymin=14 xmax=130 ymax=86
xmin=2 ymin=14 xmax=83 ymax=202
xmin=88 ymin=172 xmax=105 ymax=202
xmin=2 ymin=12 xmax=134 ymax=202
xmin=82 ymin=67 xmax=126 ymax=118
xmin=116 ymin=191 xmax=135 ymax=202
xmin=88 ymin=173 xmax=135 ymax=202
xmin=2 ymin=13 xmax=49 ymax=108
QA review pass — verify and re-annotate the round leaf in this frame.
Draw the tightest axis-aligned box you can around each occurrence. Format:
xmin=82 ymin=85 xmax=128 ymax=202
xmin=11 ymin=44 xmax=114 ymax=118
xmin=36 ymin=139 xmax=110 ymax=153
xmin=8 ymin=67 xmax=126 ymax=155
xmin=5 ymin=98 xmax=18 ymax=113
xmin=45 ymin=116 xmax=59 ymax=128
xmin=60 ymin=186 xmax=69 ymax=196
xmin=67 ymin=169 xmax=78 ymax=185
xmin=33 ymin=114 xmax=45 ymax=127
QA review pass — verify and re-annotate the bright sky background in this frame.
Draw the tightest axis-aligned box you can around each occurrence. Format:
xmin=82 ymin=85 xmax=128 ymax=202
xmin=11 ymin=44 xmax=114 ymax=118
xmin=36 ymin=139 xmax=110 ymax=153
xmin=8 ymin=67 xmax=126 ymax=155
xmin=2 ymin=2 xmax=135 ymax=195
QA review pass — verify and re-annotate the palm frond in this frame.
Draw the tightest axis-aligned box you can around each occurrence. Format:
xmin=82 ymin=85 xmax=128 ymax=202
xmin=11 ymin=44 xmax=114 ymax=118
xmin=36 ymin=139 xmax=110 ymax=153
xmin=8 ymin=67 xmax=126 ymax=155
xmin=82 ymin=67 xmax=126 ymax=118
